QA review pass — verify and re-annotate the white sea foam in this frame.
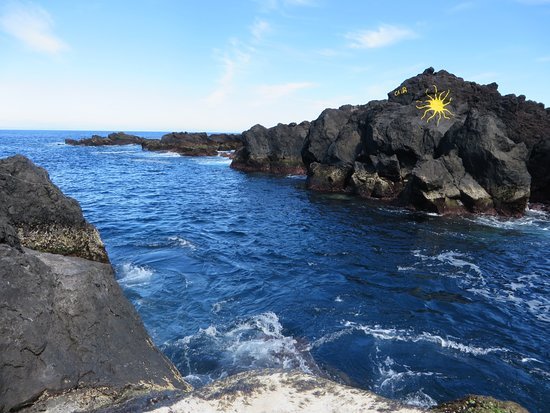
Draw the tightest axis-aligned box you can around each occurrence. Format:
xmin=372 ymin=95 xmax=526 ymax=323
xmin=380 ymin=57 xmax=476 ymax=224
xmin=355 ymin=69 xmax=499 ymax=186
xmin=473 ymin=209 xmax=550 ymax=231
xmin=521 ymin=357 xmax=541 ymax=363
xmin=312 ymin=322 xmax=506 ymax=356
xmin=192 ymin=156 xmax=232 ymax=165
xmin=171 ymin=312 xmax=315 ymax=384
xmin=374 ymin=356 xmax=438 ymax=408
xmin=413 ymin=249 xmax=483 ymax=277
xmin=211 ymin=300 xmax=227 ymax=314
xmin=467 ymin=270 xmax=550 ymax=323
xmin=168 ymin=236 xmax=197 ymax=250
xmin=402 ymin=389 xmax=438 ymax=408
xmin=118 ymin=263 xmax=154 ymax=285
xmin=141 ymin=151 xmax=181 ymax=158
xmin=94 ymin=149 xmax=137 ymax=155
xmin=433 ymin=251 xmax=483 ymax=276
xmin=309 ymin=328 xmax=354 ymax=349
xmin=335 ymin=296 xmax=344 ymax=303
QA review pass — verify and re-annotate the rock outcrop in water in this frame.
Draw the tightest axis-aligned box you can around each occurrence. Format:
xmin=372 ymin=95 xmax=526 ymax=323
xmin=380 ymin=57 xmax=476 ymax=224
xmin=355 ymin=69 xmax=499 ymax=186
xmin=66 ymin=131 xmax=243 ymax=157
xmin=142 ymin=132 xmax=242 ymax=156
xmin=0 ymin=155 xmax=189 ymax=412
xmin=65 ymin=132 xmax=145 ymax=146
xmin=301 ymin=68 xmax=549 ymax=216
xmin=231 ymin=121 xmax=310 ymax=174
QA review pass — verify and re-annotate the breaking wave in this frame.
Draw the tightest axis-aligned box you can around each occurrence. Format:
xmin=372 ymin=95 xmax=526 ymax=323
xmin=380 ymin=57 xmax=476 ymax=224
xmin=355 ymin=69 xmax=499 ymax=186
xmin=163 ymin=312 xmax=316 ymax=387
xmin=117 ymin=263 xmax=154 ymax=285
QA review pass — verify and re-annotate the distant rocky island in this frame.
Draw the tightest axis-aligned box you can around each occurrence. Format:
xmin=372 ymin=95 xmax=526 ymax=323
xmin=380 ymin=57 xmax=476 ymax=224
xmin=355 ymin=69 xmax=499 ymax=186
xmin=66 ymin=131 xmax=243 ymax=156
xmin=66 ymin=68 xmax=549 ymax=217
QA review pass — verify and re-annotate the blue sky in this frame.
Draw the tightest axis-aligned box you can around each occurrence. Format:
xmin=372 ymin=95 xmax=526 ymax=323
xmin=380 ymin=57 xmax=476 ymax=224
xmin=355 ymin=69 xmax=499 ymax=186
xmin=0 ymin=0 xmax=549 ymax=132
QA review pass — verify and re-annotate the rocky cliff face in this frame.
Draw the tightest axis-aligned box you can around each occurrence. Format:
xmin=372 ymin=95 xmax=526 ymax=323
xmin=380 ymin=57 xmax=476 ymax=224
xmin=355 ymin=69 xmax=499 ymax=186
xmin=231 ymin=121 xmax=310 ymax=174
xmin=0 ymin=155 xmax=189 ymax=412
xmin=302 ymin=68 xmax=549 ymax=216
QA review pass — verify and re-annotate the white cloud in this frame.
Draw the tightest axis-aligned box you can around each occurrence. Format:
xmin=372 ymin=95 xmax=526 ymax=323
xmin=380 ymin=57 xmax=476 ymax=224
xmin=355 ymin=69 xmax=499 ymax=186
xmin=467 ymin=72 xmax=500 ymax=83
xmin=536 ymin=56 xmax=550 ymax=62
xmin=251 ymin=19 xmax=271 ymax=42
xmin=448 ymin=2 xmax=475 ymax=13
xmin=205 ymin=37 xmax=253 ymax=105
xmin=257 ymin=82 xmax=315 ymax=100
xmin=346 ymin=25 xmax=417 ymax=49
xmin=0 ymin=1 xmax=68 ymax=55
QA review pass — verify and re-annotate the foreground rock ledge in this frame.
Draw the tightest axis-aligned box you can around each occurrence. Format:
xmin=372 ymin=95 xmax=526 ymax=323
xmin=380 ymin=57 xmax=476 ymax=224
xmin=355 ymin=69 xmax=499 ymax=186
xmin=0 ymin=155 xmax=189 ymax=412
xmin=149 ymin=371 xmax=423 ymax=413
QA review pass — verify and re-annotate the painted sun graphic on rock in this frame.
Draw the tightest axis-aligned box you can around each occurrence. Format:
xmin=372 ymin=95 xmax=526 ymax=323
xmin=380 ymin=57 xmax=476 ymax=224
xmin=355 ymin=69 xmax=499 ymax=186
xmin=416 ymin=85 xmax=454 ymax=126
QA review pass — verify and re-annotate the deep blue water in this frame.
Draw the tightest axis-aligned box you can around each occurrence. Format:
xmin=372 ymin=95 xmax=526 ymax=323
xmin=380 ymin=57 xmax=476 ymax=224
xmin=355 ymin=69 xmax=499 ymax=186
xmin=1 ymin=130 xmax=549 ymax=412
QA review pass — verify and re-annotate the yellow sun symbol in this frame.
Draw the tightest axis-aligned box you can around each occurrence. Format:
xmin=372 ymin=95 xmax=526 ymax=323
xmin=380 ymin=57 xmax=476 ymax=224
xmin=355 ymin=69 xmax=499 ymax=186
xmin=416 ymin=85 xmax=454 ymax=126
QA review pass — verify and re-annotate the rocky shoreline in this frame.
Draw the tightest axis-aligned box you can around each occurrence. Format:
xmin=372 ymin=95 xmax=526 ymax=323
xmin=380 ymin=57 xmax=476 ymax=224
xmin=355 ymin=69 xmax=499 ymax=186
xmin=231 ymin=68 xmax=549 ymax=217
xmin=64 ymin=68 xmax=549 ymax=217
xmin=66 ymin=131 xmax=243 ymax=157
xmin=0 ymin=155 xmax=530 ymax=412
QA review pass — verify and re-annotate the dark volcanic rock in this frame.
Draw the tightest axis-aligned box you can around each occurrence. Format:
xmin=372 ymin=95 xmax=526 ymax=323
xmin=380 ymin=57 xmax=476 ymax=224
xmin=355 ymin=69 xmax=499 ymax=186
xmin=302 ymin=67 xmax=549 ymax=215
xmin=65 ymin=132 xmax=145 ymax=146
xmin=0 ymin=155 xmax=189 ymax=412
xmin=0 ymin=155 xmax=108 ymax=262
xmin=528 ymin=137 xmax=550 ymax=203
xmin=0 ymin=246 xmax=189 ymax=412
xmin=231 ymin=121 xmax=310 ymax=174
xmin=142 ymin=132 xmax=242 ymax=156
xmin=307 ymin=162 xmax=353 ymax=192
xmin=439 ymin=110 xmax=531 ymax=215
xmin=302 ymin=106 xmax=359 ymax=166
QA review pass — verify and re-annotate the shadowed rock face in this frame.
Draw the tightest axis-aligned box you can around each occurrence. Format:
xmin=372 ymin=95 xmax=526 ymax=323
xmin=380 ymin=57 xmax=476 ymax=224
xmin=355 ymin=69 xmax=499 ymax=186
xmin=302 ymin=68 xmax=549 ymax=216
xmin=0 ymin=155 xmax=189 ymax=412
xmin=142 ymin=132 xmax=243 ymax=156
xmin=231 ymin=121 xmax=311 ymax=174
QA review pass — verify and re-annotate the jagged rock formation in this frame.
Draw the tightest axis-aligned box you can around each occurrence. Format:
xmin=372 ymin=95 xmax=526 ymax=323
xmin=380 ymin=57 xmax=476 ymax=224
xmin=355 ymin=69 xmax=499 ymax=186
xmin=0 ymin=155 xmax=189 ymax=412
xmin=231 ymin=121 xmax=310 ymax=174
xmin=65 ymin=132 xmax=145 ymax=146
xmin=301 ymin=68 xmax=549 ymax=216
xmin=0 ymin=155 xmax=108 ymax=262
xmin=142 ymin=132 xmax=242 ymax=156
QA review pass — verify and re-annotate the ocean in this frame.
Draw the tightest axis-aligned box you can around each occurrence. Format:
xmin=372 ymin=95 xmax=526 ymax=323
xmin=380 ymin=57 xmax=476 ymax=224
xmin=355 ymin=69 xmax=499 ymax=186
xmin=1 ymin=130 xmax=548 ymax=412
